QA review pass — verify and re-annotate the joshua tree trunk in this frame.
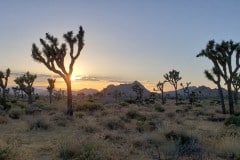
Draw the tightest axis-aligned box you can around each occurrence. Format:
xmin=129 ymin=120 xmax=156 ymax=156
xmin=49 ymin=91 xmax=52 ymax=104
xmin=28 ymin=93 xmax=33 ymax=104
xmin=234 ymin=89 xmax=238 ymax=105
xmin=227 ymin=82 xmax=234 ymax=115
xmin=65 ymin=77 xmax=73 ymax=116
xmin=217 ymin=83 xmax=226 ymax=114
xmin=161 ymin=91 xmax=164 ymax=104
xmin=174 ymin=86 xmax=178 ymax=104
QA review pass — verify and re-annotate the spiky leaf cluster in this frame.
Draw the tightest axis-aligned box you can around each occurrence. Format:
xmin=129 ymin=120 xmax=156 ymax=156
xmin=0 ymin=68 xmax=10 ymax=89
xmin=164 ymin=69 xmax=182 ymax=89
xmin=14 ymin=72 xmax=37 ymax=95
xmin=197 ymin=40 xmax=240 ymax=82
xmin=47 ymin=78 xmax=56 ymax=92
xmin=32 ymin=26 xmax=84 ymax=80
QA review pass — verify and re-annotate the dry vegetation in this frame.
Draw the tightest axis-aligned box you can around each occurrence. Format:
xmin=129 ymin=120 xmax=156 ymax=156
xmin=1 ymin=96 xmax=240 ymax=160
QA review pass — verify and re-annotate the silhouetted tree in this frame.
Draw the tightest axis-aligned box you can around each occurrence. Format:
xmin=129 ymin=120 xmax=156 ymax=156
xmin=32 ymin=26 xmax=84 ymax=116
xmin=197 ymin=40 xmax=240 ymax=114
xmin=164 ymin=69 xmax=182 ymax=104
xmin=232 ymin=73 xmax=240 ymax=105
xmin=204 ymin=67 xmax=226 ymax=114
xmin=180 ymin=82 xmax=191 ymax=99
xmin=132 ymin=83 xmax=143 ymax=103
xmin=0 ymin=68 xmax=10 ymax=99
xmin=14 ymin=72 xmax=37 ymax=104
xmin=155 ymin=81 xmax=166 ymax=104
xmin=47 ymin=78 xmax=56 ymax=104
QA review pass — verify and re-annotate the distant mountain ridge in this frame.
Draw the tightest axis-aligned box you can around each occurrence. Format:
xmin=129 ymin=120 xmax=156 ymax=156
xmin=99 ymin=81 xmax=227 ymax=99
xmin=25 ymin=81 xmax=227 ymax=98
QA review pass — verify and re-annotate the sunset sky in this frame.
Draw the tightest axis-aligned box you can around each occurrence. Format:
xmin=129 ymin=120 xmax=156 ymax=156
xmin=1 ymin=1 xmax=240 ymax=91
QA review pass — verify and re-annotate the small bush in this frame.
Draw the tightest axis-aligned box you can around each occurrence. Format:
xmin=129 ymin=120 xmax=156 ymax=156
xmin=165 ymin=130 xmax=201 ymax=157
xmin=136 ymin=120 xmax=156 ymax=132
xmin=59 ymin=141 xmax=75 ymax=160
xmin=154 ymin=105 xmax=165 ymax=112
xmin=75 ymin=102 xmax=103 ymax=112
xmin=105 ymin=118 xmax=124 ymax=130
xmin=59 ymin=140 xmax=103 ymax=160
xmin=119 ymin=101 xmax=128 ymax=107
xmin=28 ymin=117 xmax=50 ymax=130
xmin=0 ymin=146 xmax=11 ymax=160
xmin=225 ymin=116 xmax=240 ymax=126
xmin=8 ymin=108 xmax=21 ymax=119
xmin=51 ymin=113 xmax=68 ymax=127
xmin=126 ymin=110 xmax=146 ymax=121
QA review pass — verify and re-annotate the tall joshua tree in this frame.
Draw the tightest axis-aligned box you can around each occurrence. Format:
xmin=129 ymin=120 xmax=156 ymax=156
xmin=197 ymin=40 xmax=240 ymax=114
xmin=164 ymin=69 xmax=182 ymax=104
xmin=156 ymin=81 xmax=166 ymax=104
xmin=204 ymin=67 xmax=226 ymax=114
xmin=180 ymin=82 xmax=191 ymax=99
xmin=232 ymin=73 xmax=240 ymax=105
xmin=47 ymin=78 xmax=56 ymax=104
xmin=32 ymin=26 xmax=84 ymax=116
xmin=0 ymin=68 xmax=10 ymax=100
xmin=14 ymin=72 xmax=37 ymax=104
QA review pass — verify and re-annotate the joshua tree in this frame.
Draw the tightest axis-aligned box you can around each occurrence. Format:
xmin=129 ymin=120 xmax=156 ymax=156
xmin=32 ymin=26 xmax=84 ymax=116
xmin=47 ymin=78 xmax=56 ymax=104
xmin=132 ymin=83 xmax=143 ymax=103
xmin=164 ymin=69 xmax=182 ymax=104
xmin=156 ymin=81 xmax=166 ymax=104
xmin=232 ymin=73 xmax=240 ymax=105
xmin=0 ymin=68 xmax=10 ymax=100
xmin=180 ymin=82 xmax=191 ymax=99
xmin=204 ymin=67 xmax=226 ymax=114
xmin=14 ymin=72 xmax=37 ymax=104
xmin=197 ymin=40 xmax=240 ymax=114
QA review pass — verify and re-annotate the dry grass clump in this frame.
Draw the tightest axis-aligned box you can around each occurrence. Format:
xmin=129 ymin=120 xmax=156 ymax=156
xmin=27 ymin=115 xmax=50 ymax=130
xmin=50 ymin=112 xmax=69 ymax=127
xmin=104 ymin=117 xmax=125 ymax=130
xmin=0 ymin=139 xmax=12 ymax=160
xmin=75 ymin=102 xmax=104 ymax=112
xmin=58 ymin=137 xmax=104 ymax=160
xmin=126 ymin=110 xmax=146 ymax=122
xmin=216 ymin=136 xmax=240 ymax=159
xmin=8 ymin=108 xmax=22 ymax=119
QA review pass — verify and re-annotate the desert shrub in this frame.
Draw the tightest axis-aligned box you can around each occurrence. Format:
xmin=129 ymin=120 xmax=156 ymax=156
xmin=51 ymin=113 xmax=68 ymax=127
xmin=105 ymin=118 xmax=124 ymax=130
xmin=136 ymin=120 xmax=156 ymax=132
xmin=28 ymin=117 xmax=50 ymax=130
xmin=77 ymin=144 xmax=102 ymax=160
xmin=217 ymin=137 xmax=240 ymax=159
xmin=225 ymin=116 xmax=240 ymax=126
xmin=207 ymin=115 xmax=226 ymax=122
xmin=75 ymin=102 xmax=103 ymax=112
xmin=75 ymin=112 xmax=84 ymax=119
xmin=154 ymin=105 xmax=165 ymax=112
xmin=8 ymin=108 xmax=22 ymax=119
xmin=10 ymin=99 xmax=17 ymax=104
xmin=59 ymin=140 xmax=103 ymax=160
xmin=126 ymin=110 xmax=146 ymax=121
xmin=59 ymin=140 xmax=75 ymax=160
xmin=165 ymin=131 xmax=201 ymax=157
xmin=0 ymin=146 xmax=11 ymax=160
xmin=166 ymin=112 xmax=176 ymax=118
xmin=119 ymin=101 xmax=128 ymax=107
xmin=0 ymin=116 xmax=8 ymax=124
xmin=81 ymin=123 xmax=98 ymax=133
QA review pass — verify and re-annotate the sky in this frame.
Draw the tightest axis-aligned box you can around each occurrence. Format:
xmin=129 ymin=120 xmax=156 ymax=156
xmin=1 ymin=1 xmax=240 ymax=91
